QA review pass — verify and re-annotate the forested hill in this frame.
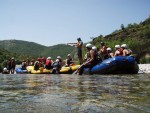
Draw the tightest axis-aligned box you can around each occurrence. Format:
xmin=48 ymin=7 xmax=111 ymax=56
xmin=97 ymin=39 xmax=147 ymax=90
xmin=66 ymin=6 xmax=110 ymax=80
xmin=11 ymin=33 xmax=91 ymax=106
xmin=0 ymin=40 xmax=75 ymax=60
xmin=91 ymin=16 xmax=150 ymax=63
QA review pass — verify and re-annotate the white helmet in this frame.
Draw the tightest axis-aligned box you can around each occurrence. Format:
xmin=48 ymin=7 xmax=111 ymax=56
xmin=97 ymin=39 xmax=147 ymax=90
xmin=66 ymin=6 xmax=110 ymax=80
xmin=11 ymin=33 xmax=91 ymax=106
xmin=92 ymin=46 xmax=97 ymax=51
xmin=67 ymin=54 xmax=71 ymax=57
xmin=57 ymin=56 xmax=61 ymax=59
xmin=107 ymin=47 xmax=112 ymax=51
xmin=3 ymin=68 xmax=7 ymax=72
xmin=56 ymin=59 xmax=59 ymax=62
xmin=121 ymin=44 xmax=127 ymax=48
xmin=115 ymin=45 xmax=120 ymax=48
xmin=86 ymin=43 xmax=92 ymax=48
xmin=47 ymin=57 xmax=51 ymax=60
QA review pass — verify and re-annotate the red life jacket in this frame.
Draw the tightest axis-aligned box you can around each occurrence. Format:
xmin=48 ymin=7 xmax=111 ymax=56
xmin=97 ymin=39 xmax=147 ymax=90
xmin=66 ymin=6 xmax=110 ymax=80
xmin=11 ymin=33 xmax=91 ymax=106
xmin=101 ymin=46 xmax=107 ymax=54
xmin=46 ymin=60 xmax=51 ymax=66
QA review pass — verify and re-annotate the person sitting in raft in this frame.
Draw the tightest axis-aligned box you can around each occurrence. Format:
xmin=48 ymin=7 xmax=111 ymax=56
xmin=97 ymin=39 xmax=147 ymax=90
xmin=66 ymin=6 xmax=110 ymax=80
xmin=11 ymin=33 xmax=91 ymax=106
xmin=106 ymin=47 xmax=114 ymax=58
xmin=78 ymin=43 xmax=97 ymax=75
xmin=114 ymin=45 xmax=123 ymax=56
xmin=121 ymin=44 xmax=132 ymax=56
xmin=37 ymin=58 xmax=44 ymax=67
xmin=6 ymin=58 xmax=11 ymax=74
xmin=65 ymin=54 xmax=74 ymax=66
xmin=52 ymin=58 xmax=62 ymax=74
xmin=42 ymin=57 xmax=46 ymax=65
xmin=21 ymin=60 xmax=27 ymax=70
xmin=34 ymin=61 xmax=40 ymax=70
xmin=2 ymin=67 xmax=9 ymax=74
xmin=45 ymin=57 xmax=52 ymax=70
xmin=30 ymin=59 xmax=35 ymax=66
xmin=99 ymin=42 xmax=108 ymax=60
xmin=11 ymin=57 xmax=16 ymax=74
xmin=92 ymin=46 xmax=103 ymax=63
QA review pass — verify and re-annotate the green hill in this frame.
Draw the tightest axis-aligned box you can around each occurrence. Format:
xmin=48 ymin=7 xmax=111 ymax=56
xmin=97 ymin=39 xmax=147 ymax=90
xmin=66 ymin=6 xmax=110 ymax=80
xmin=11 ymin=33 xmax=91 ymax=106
xmin=0 ymin=40 xmax=75 ymax=60
xmin=90 ymin=16 xmax=150 ymax=63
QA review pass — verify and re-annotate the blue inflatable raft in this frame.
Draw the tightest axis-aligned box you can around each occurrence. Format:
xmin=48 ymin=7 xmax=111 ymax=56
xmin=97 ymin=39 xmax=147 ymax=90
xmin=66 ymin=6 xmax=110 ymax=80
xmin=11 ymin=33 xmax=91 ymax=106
xmin=15 ymin=68 xmax=27 ymax=74
xmin=83 ymin=56 xmax=139 ymax=74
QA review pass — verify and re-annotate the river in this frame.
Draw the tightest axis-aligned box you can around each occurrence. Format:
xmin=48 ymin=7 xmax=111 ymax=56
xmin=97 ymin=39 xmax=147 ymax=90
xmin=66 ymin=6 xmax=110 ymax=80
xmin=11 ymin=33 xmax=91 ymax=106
xmin=0 ymin=73 xmax=149 ymax=113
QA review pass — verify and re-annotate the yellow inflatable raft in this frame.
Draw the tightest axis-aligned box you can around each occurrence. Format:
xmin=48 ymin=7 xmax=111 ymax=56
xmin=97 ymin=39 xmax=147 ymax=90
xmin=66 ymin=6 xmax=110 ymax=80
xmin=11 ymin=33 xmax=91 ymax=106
xmin=26 ymin=65 xmax=80 ymax=74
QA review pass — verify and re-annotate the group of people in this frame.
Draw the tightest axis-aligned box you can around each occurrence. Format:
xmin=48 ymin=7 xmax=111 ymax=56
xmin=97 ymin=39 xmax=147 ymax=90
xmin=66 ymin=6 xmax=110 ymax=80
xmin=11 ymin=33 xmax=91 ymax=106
xmin=22 ymin=55 xmax=74 ymax=74
xmin=2 ymin=37 xmax=132 ymax=75
xmin=77 ymin=41 xmax=133 ymax=75
xmin=3 ymin=57 xmax=16 ymax=74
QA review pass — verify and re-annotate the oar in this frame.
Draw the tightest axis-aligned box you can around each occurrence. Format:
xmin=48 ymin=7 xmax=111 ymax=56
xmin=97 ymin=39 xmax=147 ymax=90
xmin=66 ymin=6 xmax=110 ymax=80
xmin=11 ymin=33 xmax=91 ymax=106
xmin=72 ymin=63 xmax=84 ymax=75
xmin=72 ymin=59 xmax=90 ymax=75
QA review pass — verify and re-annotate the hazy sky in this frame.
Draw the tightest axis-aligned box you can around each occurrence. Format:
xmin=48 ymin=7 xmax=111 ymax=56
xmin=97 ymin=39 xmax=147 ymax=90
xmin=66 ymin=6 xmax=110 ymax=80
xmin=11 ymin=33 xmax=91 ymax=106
xmin=0 ymin=0 xmax=150 ymax=46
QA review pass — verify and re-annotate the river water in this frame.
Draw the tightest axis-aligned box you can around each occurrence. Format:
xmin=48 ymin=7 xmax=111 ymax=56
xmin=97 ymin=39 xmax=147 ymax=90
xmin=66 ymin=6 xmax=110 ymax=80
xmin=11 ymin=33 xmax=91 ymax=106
xmin=0 ymin=73 xmax=149 ymax=113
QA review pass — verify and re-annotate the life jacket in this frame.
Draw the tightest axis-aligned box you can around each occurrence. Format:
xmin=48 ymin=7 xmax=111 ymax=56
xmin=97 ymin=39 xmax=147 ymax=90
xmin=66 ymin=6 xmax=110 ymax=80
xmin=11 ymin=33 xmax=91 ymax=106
xmin=66 ymin=58 xmax=72 ymax=66
xmin=100 ymin=46 xmax=107 ymax=55
xmin=46 ymin=60 xmax=51 ymax=66
xmin=42 ymin=57 xmax=46 ymax=64
xmin=52 ymin=61 xmax=61 ymax=68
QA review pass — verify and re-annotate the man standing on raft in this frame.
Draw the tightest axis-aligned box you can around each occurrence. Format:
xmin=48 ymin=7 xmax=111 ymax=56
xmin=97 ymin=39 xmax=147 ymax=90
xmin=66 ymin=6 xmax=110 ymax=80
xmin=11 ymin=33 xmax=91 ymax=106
xmin=67 ymin=37 xmax=83 ymax=65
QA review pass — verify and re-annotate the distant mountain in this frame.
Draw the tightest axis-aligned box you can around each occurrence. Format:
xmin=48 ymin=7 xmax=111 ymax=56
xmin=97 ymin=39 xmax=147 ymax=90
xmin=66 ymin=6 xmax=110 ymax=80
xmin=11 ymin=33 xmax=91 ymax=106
xmin=0 ymin=40 xmax=76 ymax=60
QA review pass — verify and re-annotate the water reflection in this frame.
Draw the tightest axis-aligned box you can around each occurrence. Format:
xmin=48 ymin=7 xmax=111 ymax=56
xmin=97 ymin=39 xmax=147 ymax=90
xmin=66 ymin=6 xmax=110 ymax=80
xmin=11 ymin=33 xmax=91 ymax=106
xmin=0 ymin=73 xmax=149 ymax=113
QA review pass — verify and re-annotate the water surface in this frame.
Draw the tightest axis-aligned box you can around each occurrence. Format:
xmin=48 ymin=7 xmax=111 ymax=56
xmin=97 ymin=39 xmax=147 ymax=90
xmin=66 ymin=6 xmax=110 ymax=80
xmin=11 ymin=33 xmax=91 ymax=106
xmin=0 ymin=73 xmax=149 ymax=113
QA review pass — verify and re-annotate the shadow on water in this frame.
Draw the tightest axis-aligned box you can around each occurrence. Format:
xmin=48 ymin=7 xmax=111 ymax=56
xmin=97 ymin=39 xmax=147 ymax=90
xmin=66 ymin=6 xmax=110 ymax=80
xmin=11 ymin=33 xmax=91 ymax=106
xmin=0 ymin=73 xmax=150 ymax=113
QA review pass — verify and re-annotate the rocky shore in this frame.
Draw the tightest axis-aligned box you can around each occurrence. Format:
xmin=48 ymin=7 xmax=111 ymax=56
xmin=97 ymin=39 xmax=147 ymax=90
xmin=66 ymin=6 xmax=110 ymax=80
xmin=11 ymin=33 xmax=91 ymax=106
xmin=138 ymin=64 xmax=150 ymax=74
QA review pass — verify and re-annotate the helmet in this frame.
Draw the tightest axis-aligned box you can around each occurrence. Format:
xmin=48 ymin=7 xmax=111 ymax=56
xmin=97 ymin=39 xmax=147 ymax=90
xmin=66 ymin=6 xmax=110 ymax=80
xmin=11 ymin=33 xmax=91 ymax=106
xmin=115 ymin=45 xmax=120 ymax=48
xmin=107 ymin=47 xmax=112 ymax=51
xmin=47 ymin=57 xmax=51 ymax=60
xmin=67 ymin=54 xmax=71 ymax=57
xmin=57 ymin=56 xmax=61 ymax=59
xmin=56 ymin=59 xmax=59 ymax=62
xmin=77 ymin=37 xmax=81 ymax=41
xmin=3 ymin=68 xmax=7 ymax=72
xmin=100 ymin=42 xmax=105 ymax=46
xmin=100 ymin=42 xmax=104 ymax=44
xmin=121 ymin=44 xmax=127 ymax=48
xmin=92 ymin=46 xmax=97 ymax=51
xmin=86 ymin=43 xmax=92 ymax=48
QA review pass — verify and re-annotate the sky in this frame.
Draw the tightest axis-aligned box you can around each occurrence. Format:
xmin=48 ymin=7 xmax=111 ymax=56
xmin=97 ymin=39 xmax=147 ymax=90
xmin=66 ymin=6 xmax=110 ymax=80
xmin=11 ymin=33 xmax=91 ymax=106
xmin=0 ymin=0 xmax=150 ymax=46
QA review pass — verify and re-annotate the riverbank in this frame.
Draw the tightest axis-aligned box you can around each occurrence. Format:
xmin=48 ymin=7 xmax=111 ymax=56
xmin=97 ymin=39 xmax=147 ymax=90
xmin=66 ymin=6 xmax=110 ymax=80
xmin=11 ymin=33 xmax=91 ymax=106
xmin=138 ymin=64 xmax=150 ymax=73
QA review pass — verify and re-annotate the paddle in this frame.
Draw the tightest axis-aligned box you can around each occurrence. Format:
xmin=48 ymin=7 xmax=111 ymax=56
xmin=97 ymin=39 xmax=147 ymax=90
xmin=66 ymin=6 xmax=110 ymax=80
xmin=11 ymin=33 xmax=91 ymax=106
xmin=72 ymin=63 xmax=85 ymax=75
xmin=72 ymin=59 xmax=90 ymax=75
